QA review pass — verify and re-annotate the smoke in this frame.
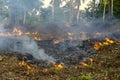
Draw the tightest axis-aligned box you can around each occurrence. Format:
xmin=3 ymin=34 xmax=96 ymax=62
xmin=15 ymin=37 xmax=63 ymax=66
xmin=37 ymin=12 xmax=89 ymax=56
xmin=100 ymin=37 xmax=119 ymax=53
xmin=0 ymin=22 xmax=55 ymax=62
xmin=0 ymin=0 xmax=55 ymax=63
xmin=13 ymin=35 xmax=55 ymax=62
xmin=0 ymin=0 xmax=119 ymax=65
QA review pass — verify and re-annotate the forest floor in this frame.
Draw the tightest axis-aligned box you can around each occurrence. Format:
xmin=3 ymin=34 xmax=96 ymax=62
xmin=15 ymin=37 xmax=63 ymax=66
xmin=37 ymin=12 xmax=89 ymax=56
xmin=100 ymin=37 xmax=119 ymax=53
xmin=0 ymin=39 xmax=120 ymax=80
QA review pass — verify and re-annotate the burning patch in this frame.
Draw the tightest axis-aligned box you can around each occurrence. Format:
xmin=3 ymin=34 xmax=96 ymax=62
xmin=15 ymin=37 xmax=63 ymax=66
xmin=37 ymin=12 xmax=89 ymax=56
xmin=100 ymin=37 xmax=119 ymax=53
xmin=94 ymin=37 xmax=114 ymax=50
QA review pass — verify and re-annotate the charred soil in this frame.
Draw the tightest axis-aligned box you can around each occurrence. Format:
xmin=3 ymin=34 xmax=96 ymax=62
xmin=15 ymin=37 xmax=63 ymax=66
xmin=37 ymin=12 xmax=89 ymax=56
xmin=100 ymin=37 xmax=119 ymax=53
xmin=0 ymin=39 xmax=120 ymax=80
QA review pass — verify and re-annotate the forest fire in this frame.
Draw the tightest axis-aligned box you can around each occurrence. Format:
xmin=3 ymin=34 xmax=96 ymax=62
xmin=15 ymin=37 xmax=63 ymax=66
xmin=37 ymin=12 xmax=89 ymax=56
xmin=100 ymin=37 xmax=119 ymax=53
xmin=0 ymin=27 xmax=41 ymax=41
xmin=52 ymin=63 xmax=64 ymax=69
xmin=94 ymin=37 xmax=114 ymax=50
xmin=19 ymin=58 xmax=34 ymax=71
xmin=80 ymin=62 xmax=89 ymax=67
xmin=13 ymin=27 xmax=23 ymax=36
xmin=52 ymin=39 xmax=61 ymax=44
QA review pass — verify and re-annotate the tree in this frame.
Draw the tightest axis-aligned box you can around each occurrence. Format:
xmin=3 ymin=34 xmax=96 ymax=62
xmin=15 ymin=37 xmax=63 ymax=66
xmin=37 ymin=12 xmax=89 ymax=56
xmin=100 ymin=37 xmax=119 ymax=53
xmin=75 ymin=0 xmax=81 ymax=23
xmin=108 ymin=0 xmax=113 ymax=18
xmin=3 ymin=0 xmax=41 ymax=25
xmin=50 ymin=0 xmax=62 ymax=20
xmin=86 ymin=0 xmax=120 ymax=20
xmin=103 ymin=0 xmax=107 ymax=21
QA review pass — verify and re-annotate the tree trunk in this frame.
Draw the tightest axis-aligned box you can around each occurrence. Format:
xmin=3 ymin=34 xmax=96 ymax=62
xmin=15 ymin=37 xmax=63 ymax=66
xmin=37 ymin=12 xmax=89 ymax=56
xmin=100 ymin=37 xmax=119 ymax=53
xmin=76 ymin=0 xmax=81 ymax=24
xmin=103 ymin=0 xmax=106 ymax=21
xmin=108 ymin=0 xmax=113 ymax=19
xmin=23 ymin=12 xmax=26 ymax=24
xmin=52 ymin=0 xmax=54 ymax=18
xmin=76 ymin=6 xmax=80 ymax=24
xmin=69 ymin=0 xmax=74 ymax=24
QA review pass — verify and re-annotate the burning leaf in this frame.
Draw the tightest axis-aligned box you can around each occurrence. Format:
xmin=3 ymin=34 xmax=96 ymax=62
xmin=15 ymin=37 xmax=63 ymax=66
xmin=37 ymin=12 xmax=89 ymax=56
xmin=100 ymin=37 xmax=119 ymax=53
xmin=94 ymin=42 xmax=103 ymax=50
xmin=32 ymin=36 xmax=41 ymax=41
xmin=53 ymin=39 xmax=60 ymax=44
xmin=13 ymin=27 xmax=22 ymax=36
xmin=0 ymin=27 xmax=41 ymax=41
xmin=25 ymin=32 xmax=31 ymax=35
xmin=94 ymin=37 xmax=114 ymax=50
xmin=80 ymin=62 xmax=89 ymax=67
xmin=88 ymin=58 xmax=94 ymax=63
xmin=104 ymin=37 xmax=114 ymax=44
xmin=19 ymin=58 xmax=34 ymax=70
xmin=52 ymin=63 xmax=64 ymax=69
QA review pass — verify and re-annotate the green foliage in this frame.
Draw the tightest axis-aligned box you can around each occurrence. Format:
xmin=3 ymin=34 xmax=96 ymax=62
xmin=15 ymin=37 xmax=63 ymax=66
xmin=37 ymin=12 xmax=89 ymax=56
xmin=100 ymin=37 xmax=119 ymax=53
xmin=70 ymin=76 xmax=77 ymax=80
xmin=113 ymin=0 xmax=120 ymax=18
xmin=85 ymin=0 xmax=102 ymax=19
xmin=78 ymin=74 xmax=94 ymax=80
xmin=70 ymin=74 xmax=94 ymax=80
xmin=86 ymin=0 xmax=120 ymax=19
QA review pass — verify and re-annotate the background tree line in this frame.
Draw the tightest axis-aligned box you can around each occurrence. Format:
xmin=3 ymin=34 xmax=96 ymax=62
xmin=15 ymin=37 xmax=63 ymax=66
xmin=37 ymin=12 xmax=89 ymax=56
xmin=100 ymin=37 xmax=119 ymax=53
xmin=0 ymin=0 xmax=120 ymax=27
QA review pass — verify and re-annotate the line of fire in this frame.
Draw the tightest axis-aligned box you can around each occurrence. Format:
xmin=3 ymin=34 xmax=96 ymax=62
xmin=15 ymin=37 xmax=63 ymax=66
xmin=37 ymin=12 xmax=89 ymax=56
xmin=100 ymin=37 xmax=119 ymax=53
xmin=0 ymin=0 xmax=120 ymax=80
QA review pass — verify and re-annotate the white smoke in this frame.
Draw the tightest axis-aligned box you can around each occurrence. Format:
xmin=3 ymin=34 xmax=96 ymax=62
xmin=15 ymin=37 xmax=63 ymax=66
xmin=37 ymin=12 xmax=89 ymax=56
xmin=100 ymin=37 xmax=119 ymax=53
xmin=13 ymin=35 xmax=55 ymax=62
xmin=0 ymin=22 xmax=55 ymax=62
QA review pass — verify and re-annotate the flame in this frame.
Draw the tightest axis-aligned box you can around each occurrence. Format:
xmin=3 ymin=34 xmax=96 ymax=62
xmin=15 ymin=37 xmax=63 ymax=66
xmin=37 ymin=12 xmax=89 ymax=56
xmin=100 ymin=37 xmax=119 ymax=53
xmin=104 ymin=37 xmax=114 ymax=44
xmin=88 ymin=58 xmax=93 ymax=62
xmin=94 ymin=42 xmax=103 ymax=50
xmin=67 ymin=32 xmax=73 ymax=36
xmin=80 ymin=62 xmax=88 ymax=67
xmin=53 ymin=39 xmax=60 ymax=44
xmin=13 ymin=27 xmax=22 ymax=36
xmin=25 ymin=32 xmax=31 ymax=35
xmin=53 ymin=63 xmax=64 ymax=69
xmin=94 ymin=37 xmax=114 ymax=50
xmin=0 ymin=27 xmax=41 ymax=41
xmin=19 ymin=58 xmax=34 ymax=70
xmin=32 ymin=36 xmax=41 ymax=40
xmin=32 ymin=32 xmax=37 ymax=35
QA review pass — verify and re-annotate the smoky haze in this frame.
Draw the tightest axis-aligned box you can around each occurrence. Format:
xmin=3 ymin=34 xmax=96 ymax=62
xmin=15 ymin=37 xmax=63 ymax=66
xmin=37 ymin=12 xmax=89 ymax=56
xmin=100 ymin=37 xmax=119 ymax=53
xmin=0 ymin=0 xmax=119 ymax=64
xmin=0 ymin=0 xmax=56 ymax=62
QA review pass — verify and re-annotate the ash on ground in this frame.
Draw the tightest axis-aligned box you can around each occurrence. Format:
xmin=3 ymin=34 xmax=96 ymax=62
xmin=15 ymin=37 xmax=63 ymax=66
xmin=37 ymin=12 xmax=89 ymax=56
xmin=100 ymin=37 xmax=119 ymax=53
xmin=37 ymin=40 xmax=96 ymax=66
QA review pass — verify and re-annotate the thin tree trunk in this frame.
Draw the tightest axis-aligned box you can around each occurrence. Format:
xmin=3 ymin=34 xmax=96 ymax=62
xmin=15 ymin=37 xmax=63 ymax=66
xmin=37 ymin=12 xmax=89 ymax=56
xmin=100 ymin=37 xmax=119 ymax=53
xmin=103 ymin=0 xmax=106 ymax=21
xmin=52 ymin=0 xmax=54 ymax=18
xmin=76 ymin=1 xmax=81 ymax=24
xmin=108 ymin=0 xmax=113 ymax=19
xmin=23 ymin=12 xmax=26 ymax=24
xmin=69 ymin=0 xmax=73 ymax=24
xmin=93 ymin=0 xmax=95 ymax=18
xmin=111 ymin=0 xmax=113 ymax=17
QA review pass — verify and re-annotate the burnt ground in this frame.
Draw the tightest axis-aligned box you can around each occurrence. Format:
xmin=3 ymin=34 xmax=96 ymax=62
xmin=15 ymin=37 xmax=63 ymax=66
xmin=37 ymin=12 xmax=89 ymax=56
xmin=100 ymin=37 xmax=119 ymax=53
xmin=0 ymin=39 xmax=120 ymax=80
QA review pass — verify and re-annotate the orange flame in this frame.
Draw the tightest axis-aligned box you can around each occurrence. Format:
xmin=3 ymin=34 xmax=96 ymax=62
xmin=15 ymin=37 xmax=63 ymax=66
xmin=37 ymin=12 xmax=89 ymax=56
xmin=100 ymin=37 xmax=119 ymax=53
xmin=80 ymin=62 xmax=88 ymax=67
xmin=32 ymin=36 xmax=41 ymax=41
xmin=104 ymin=37 xmax=114 ymax=44
xmin=19 ymin=59 xmax=34 ymax=70
xmin=94 ymin=42 xmax=103 ymax=50
xmin=53 ymin=63 xmax=64 ymax=69
xmin=53 ymin=39 xmax=60 ymax=44
xmin=13 ymin=27 xmax=22 ymax=36
xmin=0 ymin=27 xmax=41 ymax=41
xmin=94 ymin=37 xmax=114 ymax=50
xmin=88 ymin=58 xmax=94 ymax=62
xmin=25 ymin=32 xmax=31 ymax=35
